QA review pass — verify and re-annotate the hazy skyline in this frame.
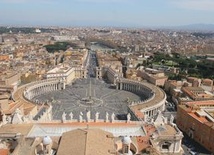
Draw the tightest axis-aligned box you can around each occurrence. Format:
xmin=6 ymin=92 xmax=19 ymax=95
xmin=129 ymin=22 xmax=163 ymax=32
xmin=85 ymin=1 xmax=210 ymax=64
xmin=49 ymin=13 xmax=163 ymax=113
xmin=0 ymin=0 xmax=214 ymax=27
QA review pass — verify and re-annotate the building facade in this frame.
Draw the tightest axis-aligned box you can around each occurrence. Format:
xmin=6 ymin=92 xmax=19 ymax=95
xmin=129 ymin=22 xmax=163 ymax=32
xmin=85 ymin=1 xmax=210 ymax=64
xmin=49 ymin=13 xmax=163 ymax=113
xmin=177 ymin=100 xmax=214 ymax=153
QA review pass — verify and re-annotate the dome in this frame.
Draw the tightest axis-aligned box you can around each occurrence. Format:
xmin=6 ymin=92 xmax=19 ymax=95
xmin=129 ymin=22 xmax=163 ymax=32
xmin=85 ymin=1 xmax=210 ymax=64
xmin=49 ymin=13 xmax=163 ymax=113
xmin=43 ymin=136 xmax=52 ymax=145
xmin=119 ymin=150 xmax=133 ymax=155
xmin=122 ymin=136 xmax=132 ymax=144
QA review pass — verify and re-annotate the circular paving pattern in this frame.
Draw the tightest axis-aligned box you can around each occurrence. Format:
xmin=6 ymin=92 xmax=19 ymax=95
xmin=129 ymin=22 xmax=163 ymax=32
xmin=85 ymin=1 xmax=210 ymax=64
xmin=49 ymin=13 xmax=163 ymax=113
xmin=78 ymin=97 xmax=103 ymax=107
xmin=32 ymin=78 xmax=145 ymax=120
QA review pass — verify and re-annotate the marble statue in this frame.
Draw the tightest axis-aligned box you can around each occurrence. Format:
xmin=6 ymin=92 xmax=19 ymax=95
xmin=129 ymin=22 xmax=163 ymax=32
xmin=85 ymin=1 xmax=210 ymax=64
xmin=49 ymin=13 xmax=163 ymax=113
xmin=127 ymin=113 xmax=131 ymax=122
xmin=170 ymin=114 xmax=174 ymax=124
xmin=79 ymin=112 xmax=83 ymax=122
xmin=2 ymin=114 xmax=7 ymax=124
xmin=12 ymin=108 xmax=23 ymax=124
xmin=105 ymin=112 xmax=109 ymax=122
xmin=144 ymin=114 xmax=148 ymax=122
xmin=15 ymin=108 xmax=22 ymax=115
xmin=69 ymin=112 xmax=73 ymax=120
xmin=62 ymin=112 xmax=66 ymax=122
xmin=111 ymin=113 xmax=115 ymax=122
xmin=95 ymin=112 xmax=99 ymax=121
xmin=86 ymin=110 xmax=91 ymax=122
xmin=7 ymin=116 xmax=11 ymax=124
xmin=22 ymin=116 xmax=28 ymax=123
xmin=47 ymin=111 xmax=52 ymax=121
xmin=46 ymin=105 xmax=52 ymax=121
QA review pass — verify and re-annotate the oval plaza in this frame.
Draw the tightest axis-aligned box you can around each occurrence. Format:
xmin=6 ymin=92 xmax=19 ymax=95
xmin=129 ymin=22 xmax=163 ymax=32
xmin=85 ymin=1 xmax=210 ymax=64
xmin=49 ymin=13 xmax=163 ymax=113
xmin=13 ymin=64 xmax=166 ymax=122
xmin=0 ymin=49 xmax=184 ymax=155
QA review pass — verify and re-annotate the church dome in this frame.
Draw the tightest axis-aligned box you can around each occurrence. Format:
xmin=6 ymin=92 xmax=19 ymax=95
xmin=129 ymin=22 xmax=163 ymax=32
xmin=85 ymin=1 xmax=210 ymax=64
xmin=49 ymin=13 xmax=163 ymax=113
xmin=122 ymin=136 xmax=132 ymax=144
xmin=43 ymin=136 xmax=52 ymax=145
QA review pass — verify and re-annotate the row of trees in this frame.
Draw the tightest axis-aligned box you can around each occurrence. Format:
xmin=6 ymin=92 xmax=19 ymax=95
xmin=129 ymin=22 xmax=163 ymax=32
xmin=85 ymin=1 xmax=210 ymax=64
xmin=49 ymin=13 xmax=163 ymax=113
xmin=44 ymin=42 xmax=79 ymax=53
xmin=152 ymin=53 xmax=214 ymax=79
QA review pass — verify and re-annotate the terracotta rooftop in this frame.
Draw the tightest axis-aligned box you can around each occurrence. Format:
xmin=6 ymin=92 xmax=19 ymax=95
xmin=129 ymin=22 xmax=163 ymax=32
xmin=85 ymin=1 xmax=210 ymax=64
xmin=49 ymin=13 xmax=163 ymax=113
xmin=189 ymin=113 xmax=208 ymax=123
xmin=136 ymin=124 xmax=156 ymax=153
xmin=0 ymin=149 xmax=9 ymax=155
xmin=186 ymin=100 xmax=214 ymax=106
xmin=136 ymin=136 xmax=150 ymax=152
xmin=181 ymin=101 xmax=214 ymax=123
xmin=133 ymin=109 xmax=145 ymax=119
xmin=0 ymin=124 xmax=33 ymax=136
xmin=57 ymin=128 xmax=115 ymax=155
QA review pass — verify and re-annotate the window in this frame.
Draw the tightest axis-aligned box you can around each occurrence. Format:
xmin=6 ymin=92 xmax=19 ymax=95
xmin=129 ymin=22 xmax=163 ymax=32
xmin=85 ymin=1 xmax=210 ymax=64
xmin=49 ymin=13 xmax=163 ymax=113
xmin=124 ymin=145 xmax=129 ymax=153
xmin=162 ymin=144 xmax=169 ymax=150
xmin=162 ymin=142 xmax=171 ymax=150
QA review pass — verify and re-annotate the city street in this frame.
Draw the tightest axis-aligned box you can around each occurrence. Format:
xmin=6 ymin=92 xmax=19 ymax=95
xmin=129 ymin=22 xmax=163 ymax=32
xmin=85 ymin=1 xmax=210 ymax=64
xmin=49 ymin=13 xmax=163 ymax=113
xmin=182 ymin=133 xmax=211 ymax=155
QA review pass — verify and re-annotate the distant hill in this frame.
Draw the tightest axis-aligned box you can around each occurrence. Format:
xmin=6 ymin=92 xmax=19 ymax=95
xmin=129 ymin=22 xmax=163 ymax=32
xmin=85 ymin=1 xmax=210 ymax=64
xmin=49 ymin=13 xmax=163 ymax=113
xmin=168 ymin=24 xmax=214 ymax=32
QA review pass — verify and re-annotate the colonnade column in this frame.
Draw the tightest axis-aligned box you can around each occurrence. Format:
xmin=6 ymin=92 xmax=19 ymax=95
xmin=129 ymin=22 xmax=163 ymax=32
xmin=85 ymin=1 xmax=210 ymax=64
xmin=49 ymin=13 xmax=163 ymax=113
xmin=151 ymin=110 xmax=154 ymax=116
xmin=120 ymin=82 xmax=123 ymax=90
xmin=63 ymin=82 xmax=66 ymax=90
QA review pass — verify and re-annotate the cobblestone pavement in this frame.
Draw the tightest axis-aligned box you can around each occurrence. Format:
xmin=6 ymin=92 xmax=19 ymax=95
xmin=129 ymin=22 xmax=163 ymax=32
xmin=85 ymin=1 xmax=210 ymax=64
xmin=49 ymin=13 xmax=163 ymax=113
xmin=33 ymin=78 xmax=145 ymax=120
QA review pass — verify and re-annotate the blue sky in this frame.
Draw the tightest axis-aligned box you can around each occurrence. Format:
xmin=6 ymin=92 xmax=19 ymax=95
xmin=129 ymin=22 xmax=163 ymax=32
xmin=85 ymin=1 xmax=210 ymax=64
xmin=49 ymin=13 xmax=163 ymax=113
xmin=0 ymin=0 xmax=214 ymax=27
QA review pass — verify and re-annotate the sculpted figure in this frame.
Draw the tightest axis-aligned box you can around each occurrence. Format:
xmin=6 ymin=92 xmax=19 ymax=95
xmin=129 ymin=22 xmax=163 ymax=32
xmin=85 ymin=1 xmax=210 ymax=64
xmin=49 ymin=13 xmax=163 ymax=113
xmin=62 ymin=112 xmax=66 ymax=122
xmin=170 ymin=114 xmax=174 ymax=124
xmin=86 ymin=110 xmax=91 ymax=121
xmin=127 ymin=113 xmax=131 ymax=122
xmin=105 ymin=112 xmax=109 ymax=122
xmin=79 ymin=111 xmax=83 ymax=122
xmin=111 ymin=113 xmax=115 ymax=122
xmin=95 ymin=112 xmax=99 ymax=121
xmin=69 ymin=112 xmax=73 ymax=120
xmin=2 ymin=114 xmax=7 ymax=124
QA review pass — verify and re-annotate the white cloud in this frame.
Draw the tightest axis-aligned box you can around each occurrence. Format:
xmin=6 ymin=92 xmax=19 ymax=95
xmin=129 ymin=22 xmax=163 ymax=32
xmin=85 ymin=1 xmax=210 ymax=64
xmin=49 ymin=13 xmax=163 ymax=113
xmin=171 ymin=0 xmax=214 ymax=11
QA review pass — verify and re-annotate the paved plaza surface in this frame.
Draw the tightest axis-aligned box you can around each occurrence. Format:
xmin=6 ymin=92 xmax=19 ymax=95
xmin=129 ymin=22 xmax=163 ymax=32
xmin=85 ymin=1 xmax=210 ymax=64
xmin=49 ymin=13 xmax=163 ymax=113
xmin=33 ymin=78 xmax=145 ymax=120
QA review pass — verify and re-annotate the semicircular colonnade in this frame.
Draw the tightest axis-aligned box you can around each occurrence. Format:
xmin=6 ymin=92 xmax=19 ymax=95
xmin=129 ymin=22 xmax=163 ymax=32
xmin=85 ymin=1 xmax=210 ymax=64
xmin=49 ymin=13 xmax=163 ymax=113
xmin=12 ymin=76 xmax=166 ymax=119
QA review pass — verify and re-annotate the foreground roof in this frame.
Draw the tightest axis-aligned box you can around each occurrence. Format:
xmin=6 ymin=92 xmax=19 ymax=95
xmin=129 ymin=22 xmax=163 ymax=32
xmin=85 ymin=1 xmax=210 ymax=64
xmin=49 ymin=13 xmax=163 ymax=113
xmin=57 ymin=128 xmax=115 ymax=155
